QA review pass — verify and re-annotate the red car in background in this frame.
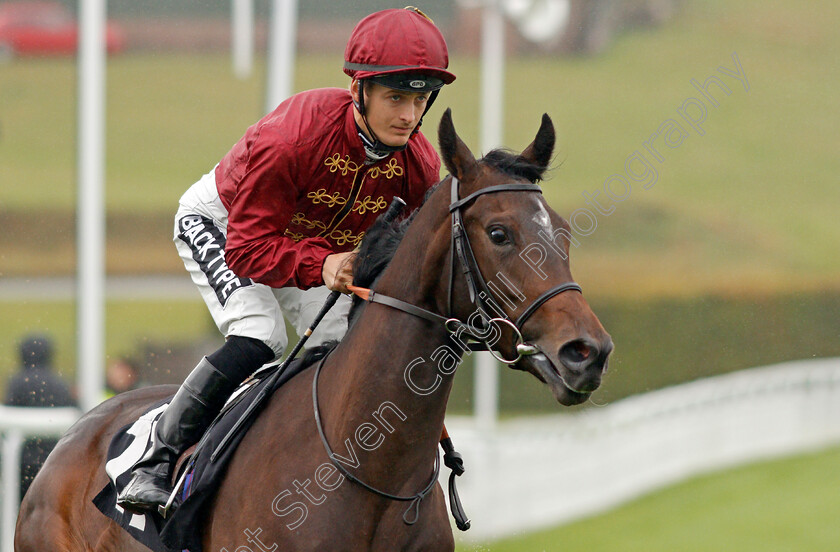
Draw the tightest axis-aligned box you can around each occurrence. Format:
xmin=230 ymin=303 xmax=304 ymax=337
xmin=0 ymin=1 xmax=124 ymax=58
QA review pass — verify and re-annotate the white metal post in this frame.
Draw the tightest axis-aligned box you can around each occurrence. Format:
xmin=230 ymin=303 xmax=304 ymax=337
xmin=265 ymin=0 xmax=298 ymax=113
xmin=77 ymin=0 xmax=107 ymax=413
xmin=232 ymin=0 xmax=254 ymax=79
xmin=474 ymin=0 xmax=505 ymax=433
xmin=1 ymin=430 xmax=22 ymax=552
xmin=480 ymin=0 xmax=505 ymax=154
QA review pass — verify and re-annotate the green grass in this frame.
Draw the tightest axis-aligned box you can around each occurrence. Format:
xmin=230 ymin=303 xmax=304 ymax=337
xmin=457 ymin=445 xmax=840 ymax=551
xmin=1 ymin=0 xmax=839 ymax=406
xmin=2 ymin=0 xmax=840 ymax=296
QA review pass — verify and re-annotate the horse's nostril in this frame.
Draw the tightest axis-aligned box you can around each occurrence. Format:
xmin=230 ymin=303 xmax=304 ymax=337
xmin=559 ymin=339 xmax=594 ymax=365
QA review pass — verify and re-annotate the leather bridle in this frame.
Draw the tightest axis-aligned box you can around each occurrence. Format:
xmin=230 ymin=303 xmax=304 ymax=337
xmin=349 ymin=175 xmax=582 ymax=364
xmin=315 ymin=177 xmax=584 ymax=527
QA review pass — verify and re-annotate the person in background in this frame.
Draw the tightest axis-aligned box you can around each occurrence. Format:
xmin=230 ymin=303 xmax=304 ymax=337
xmin=4 ymin=333 xmax=76 ymax=499
xmin=104 ymin=356 xmax=142 ymax=398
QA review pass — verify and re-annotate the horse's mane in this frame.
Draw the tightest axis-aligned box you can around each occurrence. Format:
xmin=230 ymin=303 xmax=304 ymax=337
xmin=301 ymin=148 xmax=546 ymax=364
xmin=301 ymin=208 xmax=414 ymax=364
xmin=349 ymin=210 xmax=416 ymax=324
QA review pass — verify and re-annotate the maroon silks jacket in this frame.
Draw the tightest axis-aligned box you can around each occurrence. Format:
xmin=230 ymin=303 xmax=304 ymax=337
xmin=216 ymin=87 xmax=440 ymax=289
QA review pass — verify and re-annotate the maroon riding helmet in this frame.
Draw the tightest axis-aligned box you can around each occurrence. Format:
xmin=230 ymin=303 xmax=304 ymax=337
xmin=344 ymin=7 xmax=456 ymax=149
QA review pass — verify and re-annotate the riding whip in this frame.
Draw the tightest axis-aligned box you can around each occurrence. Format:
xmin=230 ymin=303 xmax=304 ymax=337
xmin=209 ymin=196 xmax=407 ymax=464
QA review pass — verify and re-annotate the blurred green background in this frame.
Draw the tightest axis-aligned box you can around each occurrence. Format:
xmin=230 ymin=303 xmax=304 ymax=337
xmin=1 ymin=0 xmax=839 ymax=547
xmin=2 ymin=0 xmax=837 ymax=406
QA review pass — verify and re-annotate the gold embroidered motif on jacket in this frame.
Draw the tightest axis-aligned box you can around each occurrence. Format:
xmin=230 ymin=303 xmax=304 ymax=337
xmin=307 ymin=152 xmax=404 ymax=243
xmin=328 ymin=229 xmax=365 ymax=247
xmin=284 ymin=229 xmax=305 ymax=242
xmin=352 ymin=195 xmax=388 ymax=215
xmin=366 ymin=158 xmax=404 ymax=179
xmin=307 ymin=189 xmax=349 ymax=208
xmin=314 ymin=155 xmax=404 ymax=211
xmin=290 ymin=213 xmax=328 ymax=232
xmin=324 ymin=153 xmax=362 ymax=176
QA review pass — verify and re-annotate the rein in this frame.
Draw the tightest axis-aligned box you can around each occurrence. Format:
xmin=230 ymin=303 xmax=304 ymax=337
xmin=311 ymin=351 xmax=441 ymax=525
xmin=311 ymin=176 xmax=581 ymax=529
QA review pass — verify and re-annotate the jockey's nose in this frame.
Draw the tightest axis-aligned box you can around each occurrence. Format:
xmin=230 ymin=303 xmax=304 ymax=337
xmin=399 ymin=106 xmax=416 ymax=124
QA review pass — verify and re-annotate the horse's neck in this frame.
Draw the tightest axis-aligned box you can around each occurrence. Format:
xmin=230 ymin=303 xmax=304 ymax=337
xmin=329 ymin=313 xmax=453 ymax=421
xmin=318 ymin=199 xmax=457 ymax=485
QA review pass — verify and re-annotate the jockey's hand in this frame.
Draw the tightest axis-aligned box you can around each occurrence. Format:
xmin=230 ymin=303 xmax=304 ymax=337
xmin=322 ymin=251 xmax=356 ymax=293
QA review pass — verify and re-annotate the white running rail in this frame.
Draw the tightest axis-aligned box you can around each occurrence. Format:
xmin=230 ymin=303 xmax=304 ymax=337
xmin=0 ymin=407 xmax=81 ymax=552
xmin=445 ymin=357 xmax=840 ymax=541
xmin=2 ymin=359 xmax=839 ymax=547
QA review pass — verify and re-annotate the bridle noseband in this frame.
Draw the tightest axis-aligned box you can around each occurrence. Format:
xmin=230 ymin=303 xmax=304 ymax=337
xmin=316 ymin=176 xmax=583 ymax=527
xmin=350 ymin=175 xmax=582 ymax=364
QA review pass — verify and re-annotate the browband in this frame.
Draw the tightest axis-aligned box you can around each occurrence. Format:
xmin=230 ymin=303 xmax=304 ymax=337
xmin=449 ymin=183 xmax=542 ymax=212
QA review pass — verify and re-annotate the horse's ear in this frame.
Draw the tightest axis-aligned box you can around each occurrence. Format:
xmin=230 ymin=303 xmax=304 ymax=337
xmin=438 ymin=109 xmax=478 ymax=182
xmin=518 ymin=113 xmax=555 ymax=176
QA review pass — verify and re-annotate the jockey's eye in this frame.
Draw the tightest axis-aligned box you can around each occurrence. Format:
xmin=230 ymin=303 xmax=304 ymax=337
xmin=488 ymin=226 xmax=510 ymax=245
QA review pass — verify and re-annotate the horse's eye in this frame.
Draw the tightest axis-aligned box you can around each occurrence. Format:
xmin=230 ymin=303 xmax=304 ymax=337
xmin=488 ymin=227 xmax=509 ymax=245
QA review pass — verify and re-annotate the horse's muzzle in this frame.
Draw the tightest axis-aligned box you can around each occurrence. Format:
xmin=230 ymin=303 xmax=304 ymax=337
xmin=516 ymin=332 xmax=613 ymax=406
xmin=556 ymin=336 xmax=614 ymax=394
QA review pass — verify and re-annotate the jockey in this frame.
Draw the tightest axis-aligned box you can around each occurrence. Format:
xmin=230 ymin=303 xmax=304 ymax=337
xmin=117 ymin=7 xmax=455 ymax=514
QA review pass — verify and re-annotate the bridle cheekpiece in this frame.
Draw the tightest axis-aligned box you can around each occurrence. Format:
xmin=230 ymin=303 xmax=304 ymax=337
xmin=349 ymin=175 xmax=582 ymax=365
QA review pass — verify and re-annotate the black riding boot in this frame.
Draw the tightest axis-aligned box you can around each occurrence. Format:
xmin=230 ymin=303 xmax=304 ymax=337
xmin=116 ymin=357 xmax=237 ymax=513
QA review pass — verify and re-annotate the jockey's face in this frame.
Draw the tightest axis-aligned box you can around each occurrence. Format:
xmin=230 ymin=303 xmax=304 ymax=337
xmin=352 ymin=80 xmax=428 ymax=147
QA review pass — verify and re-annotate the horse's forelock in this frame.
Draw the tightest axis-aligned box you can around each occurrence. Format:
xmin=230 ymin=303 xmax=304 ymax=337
xmin=481 ymin=148 xmax=550 ymax=183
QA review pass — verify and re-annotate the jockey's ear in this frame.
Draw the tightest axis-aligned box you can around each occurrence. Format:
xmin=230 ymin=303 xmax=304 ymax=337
xmin=350 ymin=79 xmax=362 ymax=113
xmin=518 ymin=113 xmax=555 ymax=180
xmin=438 ymin=109 xmax=478 ymax=182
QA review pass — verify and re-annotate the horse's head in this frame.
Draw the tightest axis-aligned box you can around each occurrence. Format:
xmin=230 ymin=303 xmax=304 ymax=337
xmin=437 ymin=109 xmax=613 ymax=406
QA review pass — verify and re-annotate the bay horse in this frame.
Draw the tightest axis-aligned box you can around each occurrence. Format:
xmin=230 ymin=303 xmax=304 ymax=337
xmin=15 ymin=109 xmax=612 ymax=552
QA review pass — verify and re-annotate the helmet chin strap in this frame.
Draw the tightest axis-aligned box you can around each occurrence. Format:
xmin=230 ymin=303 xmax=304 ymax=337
xmin=354 ymin=80 xmax=440 ymax=163
xmin=355 ymin=80 xmax=406 ymax=161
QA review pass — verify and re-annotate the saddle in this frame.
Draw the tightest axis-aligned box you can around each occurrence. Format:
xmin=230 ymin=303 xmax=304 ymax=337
xmin=94 ymin=358 xmax=311 ymax=552
xmin=94 ymin=352 xmax=469 ymax=552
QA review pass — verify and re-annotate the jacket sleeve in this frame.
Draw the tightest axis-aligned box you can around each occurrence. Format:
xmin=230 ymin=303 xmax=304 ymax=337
xmin=223 ymin=130 xmax=335 ymax=289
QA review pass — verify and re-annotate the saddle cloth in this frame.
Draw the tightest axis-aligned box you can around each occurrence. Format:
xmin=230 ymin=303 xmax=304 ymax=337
xmin=93 ymin=358 xmax=310 ymax=552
